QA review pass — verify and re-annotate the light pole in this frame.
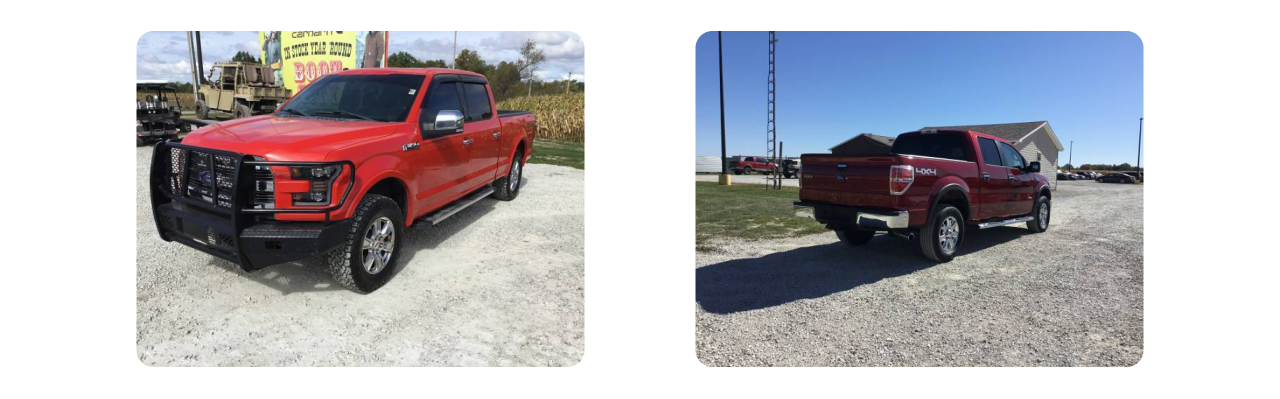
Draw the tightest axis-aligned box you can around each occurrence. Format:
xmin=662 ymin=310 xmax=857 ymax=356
xmin=452 ymin=31 xmax=457 ymax=69
xmin=718 ymin=31 xmax=730 ymax=185
xmin=1137 ymin=117 xmax=1143 ymax=172
xmin=1069 ymin=140 xmax=1073 ymax=170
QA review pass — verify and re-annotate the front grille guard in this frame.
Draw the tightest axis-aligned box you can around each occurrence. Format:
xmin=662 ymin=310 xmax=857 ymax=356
xmin=150 ymin=141 xmax=357 ymax=224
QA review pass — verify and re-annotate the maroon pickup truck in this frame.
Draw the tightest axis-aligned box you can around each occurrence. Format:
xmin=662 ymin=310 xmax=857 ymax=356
xmin=795 ymin=129 xmax=1051 ymax=262
xmin=728 ymin=156 xmax=777 ymax=175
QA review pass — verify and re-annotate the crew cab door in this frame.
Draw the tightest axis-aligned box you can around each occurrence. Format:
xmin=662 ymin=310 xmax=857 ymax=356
xmin=411 ymin=76 xmax=471 ymax=215
xmin=975 ymin=137 xmax=1013 ymax=220
xmin=459 ymin=79 xmax=501 ymax=188
xmin=997 ymin=141 xmax=1036 ymax=217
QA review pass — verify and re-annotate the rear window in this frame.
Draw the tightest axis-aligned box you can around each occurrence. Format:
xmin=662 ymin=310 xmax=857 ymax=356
xmin=891 ymin=133 xmax=969 ymax=161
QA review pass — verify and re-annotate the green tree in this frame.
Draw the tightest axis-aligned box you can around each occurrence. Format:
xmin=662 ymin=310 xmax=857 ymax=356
xmin=1062 ymin=163 xmax=1074 ymax=170
xmin=518 ymin=40 xmax=546 ymax=96
xmin=424 ymin=59 xmax=448 ymax=68
xmin=1116 ymin=163 xmax=1132 ymax=171
xmin=453 ymin=49 xmax=489 ymax=74
xmin=388 ymin=51 xmax=424 ymax=67
xmin=488 ymin=61 xmax=523 ymax=101
xmin=231 ymin=51 xmax=260 ymax=64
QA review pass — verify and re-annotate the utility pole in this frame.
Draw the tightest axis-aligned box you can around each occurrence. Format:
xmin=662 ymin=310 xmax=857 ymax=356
xmin=452 ymin=31 xmax=458 ymax=69
xmin=1137 ymin=117 xmax=1143 ymax=172
xmin=718 ymin=32 xmax=730 ymax=185
xmin=1069 ymin=140 xmax=1073 ymax=170
xmin=186 ymin=32 xmax=199 ymax=99
xmin=194 ymin=32 xmax=205 ymax=84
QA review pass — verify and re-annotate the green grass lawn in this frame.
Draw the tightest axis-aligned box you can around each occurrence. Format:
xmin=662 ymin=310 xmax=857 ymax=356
xmin=528 ymin=139 xmax=584 ymax=170
xmin=695 ymin=181 xmax=828 ymax=251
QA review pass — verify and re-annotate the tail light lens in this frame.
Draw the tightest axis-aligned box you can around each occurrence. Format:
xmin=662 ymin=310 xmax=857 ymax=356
xmin=890 ymin=165 xmax=914 ymax=195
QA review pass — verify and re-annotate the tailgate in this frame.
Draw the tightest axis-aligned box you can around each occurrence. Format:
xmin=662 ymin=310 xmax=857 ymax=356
xmin=799 ymin=154 xmax=899 ymax=209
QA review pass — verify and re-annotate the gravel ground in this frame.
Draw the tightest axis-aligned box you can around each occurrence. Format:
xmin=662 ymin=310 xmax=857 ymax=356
xmin=695 ymin=173 xmax=800 ymax=187
xmin=696 ymin=180 xmax=1143 ymax=366
xmin=136 ymin=146 xmax=583 ymax=366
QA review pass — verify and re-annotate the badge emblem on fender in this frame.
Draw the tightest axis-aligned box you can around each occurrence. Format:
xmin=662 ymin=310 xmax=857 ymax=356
xmin=915 ymin=168 xmax=937 ymax=176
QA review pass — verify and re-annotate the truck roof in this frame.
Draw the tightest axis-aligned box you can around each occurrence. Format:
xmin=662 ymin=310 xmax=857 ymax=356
xmin=335 ymin=67 xmax=485 ymax=78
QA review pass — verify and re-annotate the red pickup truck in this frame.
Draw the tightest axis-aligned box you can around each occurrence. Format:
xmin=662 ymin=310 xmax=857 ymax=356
xmin=149 ymin=68 xmax=536 ymax=292
xmin=729 ymin=156 xmax=777 ymax=175
xmin=795 ymin=129 xmax=1051 ymax=262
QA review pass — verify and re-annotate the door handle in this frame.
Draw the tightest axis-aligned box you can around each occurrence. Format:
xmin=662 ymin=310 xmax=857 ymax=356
xmin=981 ymin=172 xmax=990 ymax=181
xmin=462 ymin=138 xmax=473 ymax=146
xmin=1007 ymin=174 xmax=1015 ymax=182
xmin=492 ymin=131 xmax=501 ymax=139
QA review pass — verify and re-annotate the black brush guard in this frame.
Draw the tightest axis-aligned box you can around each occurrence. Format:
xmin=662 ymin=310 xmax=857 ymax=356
xmin=149 ymin=142 xmax=356 ymax=271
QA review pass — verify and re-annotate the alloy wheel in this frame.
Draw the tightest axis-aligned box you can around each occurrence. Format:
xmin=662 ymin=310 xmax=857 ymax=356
xmin=361 ymin=216 xmax=395 ymax=274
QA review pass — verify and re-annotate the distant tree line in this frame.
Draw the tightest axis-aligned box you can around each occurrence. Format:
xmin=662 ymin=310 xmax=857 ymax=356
xmin=385 ymin=39 xmax=582 ymax=102
xmin=1063 ymin=163 xmax=1143 ymax=172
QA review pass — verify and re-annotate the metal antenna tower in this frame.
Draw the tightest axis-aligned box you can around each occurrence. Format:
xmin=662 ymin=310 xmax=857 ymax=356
xmin=766 ymin=31 xmax=780 ymax=189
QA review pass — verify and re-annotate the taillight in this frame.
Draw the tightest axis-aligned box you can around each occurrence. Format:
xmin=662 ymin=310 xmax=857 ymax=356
xmin=890 ymin=165 xmax=914 ymax=195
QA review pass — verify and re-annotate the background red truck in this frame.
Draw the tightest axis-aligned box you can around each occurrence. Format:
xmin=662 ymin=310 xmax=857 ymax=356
xmin=150 ymin=68 xmax=535 ymax=292
xmin=728 ymin=156 xmax=778 ymax=175
xmin=795 ymin=128 xmax=1051 ymax=261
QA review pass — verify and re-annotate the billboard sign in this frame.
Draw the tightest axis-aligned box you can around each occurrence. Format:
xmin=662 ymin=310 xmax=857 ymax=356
xmin=259 ymin=31 xmax=388 ymax=93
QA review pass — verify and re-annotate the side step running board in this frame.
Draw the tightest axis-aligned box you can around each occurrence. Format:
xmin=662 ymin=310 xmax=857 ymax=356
xmin=977 ymin=216 xmax=1034 ymax=229
xmin=415 ymin=186 xmax=495 ymax=227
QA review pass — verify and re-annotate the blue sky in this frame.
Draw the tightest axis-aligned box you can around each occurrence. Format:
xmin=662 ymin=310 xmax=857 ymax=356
xmin=137 ymin=31 xmax=584 ymax=83
xmin=695 ymin=31 xmax=1143 ymax=166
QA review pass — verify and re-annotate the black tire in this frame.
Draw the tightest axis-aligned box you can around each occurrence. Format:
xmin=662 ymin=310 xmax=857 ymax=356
xmin=836 ymin=229 xmax=875 ymax=247
xmin=324 ymin=194 xmax=404 ymax=293
xmin=1026 ymin=196 xmax=1050 ymax=232
xmin=492 ymin=150 xmax=523 ymax=201
xmin=195 ymin=100 xmax=209 ymax=120
xmin=743 ymin=166 xmax=753 ymax=175
xmin=733 ymin=169 xmax=742 ymax=175
xmin=234 ymin=103 xmax=252 ymax=119
xmin=136 ymin=137 xmax=145 ymax=147
xmin=919 ymin=205 xmax=964 ymax=262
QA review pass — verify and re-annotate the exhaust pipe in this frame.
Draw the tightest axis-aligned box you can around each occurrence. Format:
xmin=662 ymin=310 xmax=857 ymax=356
xmin=890 ymin=230 xmax=916 ymax=241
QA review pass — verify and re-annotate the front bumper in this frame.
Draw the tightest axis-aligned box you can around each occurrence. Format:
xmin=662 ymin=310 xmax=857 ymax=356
xmin=794 ymin=201 xmax=910 ymax=230
xmin=149 ymin=142 xmax=355 ymax=270
xmin=155 ymin=202 xmax=351 ymax=270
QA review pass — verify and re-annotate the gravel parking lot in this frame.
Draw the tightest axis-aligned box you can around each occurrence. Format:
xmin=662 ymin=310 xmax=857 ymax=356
xmin=695 ymin=173 xmax=800 ymax=187
xmin=136 ymin=146 xmax=584 ymax=366
xmin=696 ymin=180 xmax=1143 ymax=366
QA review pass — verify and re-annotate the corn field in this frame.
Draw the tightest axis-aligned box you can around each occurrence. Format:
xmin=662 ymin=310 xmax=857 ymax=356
xmin=498 ymin=92 xmax=585 ymax=143
xmin=136 ymin=92 xmax=198 ymax=111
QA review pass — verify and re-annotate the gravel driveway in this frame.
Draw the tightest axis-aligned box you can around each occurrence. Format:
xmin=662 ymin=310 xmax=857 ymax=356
xmin=696 ymin=180 xmax=1143 ymax=366
xmin=136 ymin=147 xmax=583 ymax=366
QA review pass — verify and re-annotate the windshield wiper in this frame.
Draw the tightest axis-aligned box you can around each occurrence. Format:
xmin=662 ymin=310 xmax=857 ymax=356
xmin=315 ymin=110 xmax=377 ymax=122
xmin=278 ymin=108 xmax=310 ymax=117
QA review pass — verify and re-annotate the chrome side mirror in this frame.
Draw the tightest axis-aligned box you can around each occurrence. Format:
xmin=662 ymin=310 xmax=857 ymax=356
xmin=423 ymin=110 xmax=464 ymax=139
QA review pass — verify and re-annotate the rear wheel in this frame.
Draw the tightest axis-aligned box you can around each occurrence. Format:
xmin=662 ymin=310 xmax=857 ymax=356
xmin=1026 ymin=196 xmax=1050 ymax=232
xmin=836 ymin=229 xmax=875 ymax=247
xmin=324 ymin=194 xmax=404 ymax=293
xmin=743 ymin=166 xmax=753 ymax=175
xmin=234 ymin=103 xmax=252 ymax=119
xmin=492 ymin=149 xmax=523 ymax=201
xmin=920 ymin=205 xmax=964 ymax=262
xmin=195 ymin=100 xmax=209 ymax=119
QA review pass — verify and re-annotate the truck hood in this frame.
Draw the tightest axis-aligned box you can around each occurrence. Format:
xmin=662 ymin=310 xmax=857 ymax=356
xmin=181 ymin=115 xmax=402 ymax=160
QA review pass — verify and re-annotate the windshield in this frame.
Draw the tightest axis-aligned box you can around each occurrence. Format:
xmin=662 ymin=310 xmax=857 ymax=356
xmin=279 ymin=74 xmax=425 ymax=122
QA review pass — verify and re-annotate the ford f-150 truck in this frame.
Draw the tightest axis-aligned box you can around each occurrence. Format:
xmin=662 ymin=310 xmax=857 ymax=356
xmin=149 ymin=68 xmax=536 ymax=292
xmin=795 ymin=129 xmax=1051 ymax=262
xmin=729 ymin=156 xmax=777 ymax=175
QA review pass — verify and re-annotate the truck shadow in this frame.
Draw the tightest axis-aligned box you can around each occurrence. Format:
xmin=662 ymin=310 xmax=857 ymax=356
xmin=205 ymin=177 xmax=527 ymax=295
xmin=695 ymin=226 xmax=1030 ymax=314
